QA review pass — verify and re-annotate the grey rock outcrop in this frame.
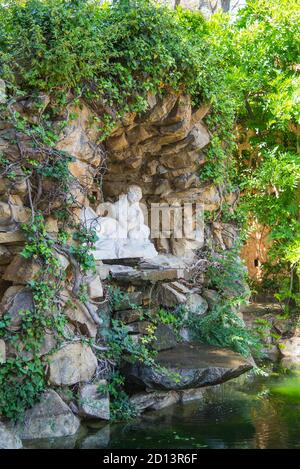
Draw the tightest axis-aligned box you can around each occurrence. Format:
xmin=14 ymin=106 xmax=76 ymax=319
xmin=14 ymin=390 xmax=80 ymax=439
xmin=122 ymin=343 xmax=252 ymax=391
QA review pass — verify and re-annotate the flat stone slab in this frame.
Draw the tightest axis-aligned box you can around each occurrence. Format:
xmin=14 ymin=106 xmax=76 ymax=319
xmin=122 ymin=343 xmax=252 ymax=391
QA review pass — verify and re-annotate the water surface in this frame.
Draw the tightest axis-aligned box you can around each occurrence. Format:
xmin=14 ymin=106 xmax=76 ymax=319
xmin=25 ymin=366 xmax=300 ymax=449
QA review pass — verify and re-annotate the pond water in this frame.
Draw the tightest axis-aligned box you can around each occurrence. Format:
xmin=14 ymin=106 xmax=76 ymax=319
xmin=24 ymin=364 xmax=300 ymax=449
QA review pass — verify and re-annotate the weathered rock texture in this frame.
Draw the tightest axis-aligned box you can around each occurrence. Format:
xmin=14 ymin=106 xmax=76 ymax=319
xmin=122 ymin=343 xmax=252 ymax=390
xmin=14 ymin=390 xmax=80 ymax=440
xmin=0 ymin=422 xmax=22 ymax=449
xmin=0 ymin=88 xmax=250 ymax=437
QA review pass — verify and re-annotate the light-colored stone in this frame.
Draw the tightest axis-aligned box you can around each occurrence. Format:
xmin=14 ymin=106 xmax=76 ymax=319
xmin=14 ymin=390 xmax=80 ymax=440
xmin=0 ymin=231 xmax=25 ymax=244
xmin=189 ymin=122 xmax=210 ymax=149
xmin=53 ymin=251 xmax=70 ymax=270
xmin=3 ymin=255 xmax=40 ymax=284
xmin=0 ymin=80 xmax=6 ymax=104
xmin=86 ymin=274 xmax=103 ymax=299
xmin=0 ymin=339 xmax=6 ymax=364
xmin=147 ymin=94 xmax=178 ymax=124
xmin=69 ymin=159 xmax=95 ymax=188
xmin=45 ymin=216 xmax=59 ymax=233
xmin=191 ymin=103 xmax=211 ymax=124
xmin=48 ymin=342 xmax=97 ymax=386
xmin=96 ymin=261 xmax=111 ymax=280
xmin=186 ymin=293 xmax=208 ymax=316
xmin=279 ymin=337 xmax=300 ymax=357
xmin=78 ymin=381 xmax=110 ymax=420
xmin=171 ymin=237 xmax=203 ymax=258
xmin=56 ymin=103 xmax=101 ymax=166
xmin=0 ymin=422 xmax=22 ymax=449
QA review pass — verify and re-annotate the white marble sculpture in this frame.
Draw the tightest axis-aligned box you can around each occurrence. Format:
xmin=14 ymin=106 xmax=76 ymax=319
xmin=81 ymin=185 xmax=158 ymax=260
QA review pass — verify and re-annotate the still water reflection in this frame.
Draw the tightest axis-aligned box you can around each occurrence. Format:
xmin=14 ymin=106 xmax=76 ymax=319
xmin=24 ymin=367 xmax=300 ymax=449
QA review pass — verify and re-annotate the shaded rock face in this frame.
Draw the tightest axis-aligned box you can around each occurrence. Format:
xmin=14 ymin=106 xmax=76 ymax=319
xmin=0 ymin=422 xmax=22 ymax=449
xmin=151 ymin=324 xmax=178 ymax=351
xmin=122 ymin=343 xmax=252 ymax=391
xmin=14 ymin=390 xmax=80 ymax=440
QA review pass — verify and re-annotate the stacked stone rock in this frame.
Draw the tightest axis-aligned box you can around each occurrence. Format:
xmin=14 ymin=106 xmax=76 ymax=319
xmin=104 ymin=93 xmax=238 ymax=257
xmin=0 ymin=86 xmax=249 ymax=446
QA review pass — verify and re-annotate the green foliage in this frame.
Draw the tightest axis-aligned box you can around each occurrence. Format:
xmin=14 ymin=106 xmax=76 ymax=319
xmin=0 ymin=357 xmax=45 ymax=421
xmin=232 ymin=0 xmax=300 ymax=295
xmin=103 ymin=318 xmax=157 ymax=367
xmin=188 ymin=298 xmax=262 ymax=358
xmin=0 ymin=0 xmax=238 ymax=149
xmin=189 ymin=248 xmax=262 ymax=358
xmin=98 ymin=371 xmax=137 ymax=421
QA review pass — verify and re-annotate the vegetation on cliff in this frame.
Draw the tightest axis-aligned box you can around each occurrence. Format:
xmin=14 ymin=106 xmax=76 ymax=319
xmin=0 ymin=0 xmax=299 ymax=422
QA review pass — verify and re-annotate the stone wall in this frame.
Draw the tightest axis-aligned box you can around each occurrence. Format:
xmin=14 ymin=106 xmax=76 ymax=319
xmin=0 ymin=84 xmax=251 ymax=445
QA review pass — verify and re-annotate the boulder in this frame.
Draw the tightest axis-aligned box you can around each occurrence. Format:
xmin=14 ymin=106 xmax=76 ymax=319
xmin=122 ymin=342 xmax=252 ymax=391
xmin=0 ymin=422 xmax=22 ymax=449
xmin=48 ymin=343 xmax=97 ymax=386
xmin=151 ymin=323 xmax=177 ymax=351
xmin=0 ymin=286 xmax=34 ymax=331
xmin=86 ymin=274 xmax=103 ymax=299
xmin=186 ymin=293 xmax=208 ymax=316
xmin=3 ymin=255 xmax=40 ymax=284
xmin=14 ymin=390 xmax=80 ymax=440
xmin=279 ymin=337 xmax=300 ymax=357
xmin=78 ymin=382 xmax=110 ymax=420
xmin=7 ymin=329 xmax=56 ymax=360
xmin=189 ymin=122 xmax=210 ymax=149
xmin=96 ymin=262 xmax=111 ymax=280
xmin=156 ymin=283 xmax=187 ymax=307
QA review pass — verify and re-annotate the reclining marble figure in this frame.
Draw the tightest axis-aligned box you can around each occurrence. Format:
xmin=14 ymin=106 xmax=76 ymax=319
xmin=81 ymin=185 xmax=158 ymax=260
